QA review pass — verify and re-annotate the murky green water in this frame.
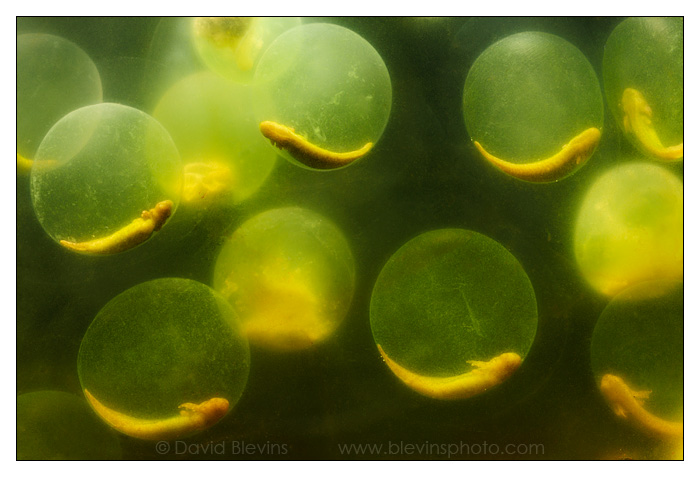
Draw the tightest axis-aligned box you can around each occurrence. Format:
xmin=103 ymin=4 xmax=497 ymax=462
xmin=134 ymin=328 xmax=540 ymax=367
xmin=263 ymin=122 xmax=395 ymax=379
xmin=17 ymin=17 xmax=683 ymax=460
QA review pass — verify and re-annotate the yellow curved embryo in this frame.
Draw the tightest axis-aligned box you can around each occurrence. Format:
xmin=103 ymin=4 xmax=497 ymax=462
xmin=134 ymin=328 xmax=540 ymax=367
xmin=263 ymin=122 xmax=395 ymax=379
xmin=377 ymin=344 xmax=521 ymax=400
xmin=84 ymin=389 xmax=229 ymax=441
xmin=621 ymin=88 xmax=683 ymax=161
xmin=473 ymin=127 xmax=601 ymax=183
xmin=259 ymin=121 xmax=373 ymax=169
xmin=600 ymin=373 xmax=682 ymax=440
xmin=59 ymin=200 xmax=173 ymax=255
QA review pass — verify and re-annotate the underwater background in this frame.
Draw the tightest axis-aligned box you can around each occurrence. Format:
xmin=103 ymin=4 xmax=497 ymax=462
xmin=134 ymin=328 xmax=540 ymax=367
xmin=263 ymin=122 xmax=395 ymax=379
xmin=16 ymin=17 xmax=683 ymax=460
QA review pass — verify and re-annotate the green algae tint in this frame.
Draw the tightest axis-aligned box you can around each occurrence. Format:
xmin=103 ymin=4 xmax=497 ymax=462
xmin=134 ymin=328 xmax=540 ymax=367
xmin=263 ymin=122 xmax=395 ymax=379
xmin=17 ymin=391 xmax=121 ymax=460
xmin=574 ymin=162 xmax=682 ymax=298
xmin=30 ymin=103 xmax=182 ymax=252
xmin=213 ymin=207 xmax=355 ymax=351
xmin=590 ymin=280 xmax=682 ymax=426
xmin=17 ymin=34 xmax=102 ymax=163
xmin=78 ymin=278 xmax=250 ymax=440
xmin=153 ymin=71 xmax=277 ymax=207
xmin=463 ymin=32 xmax=602 ymax=180
xmin=192 ymin=17 xmax=300 ymax=83
xmin=370 ymin=229 xmax=537 ymax=378
xmin=603 ymin=17 xmax=683 ymax=161
xmin=253 ymin=23 xmax=392 ymax=170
